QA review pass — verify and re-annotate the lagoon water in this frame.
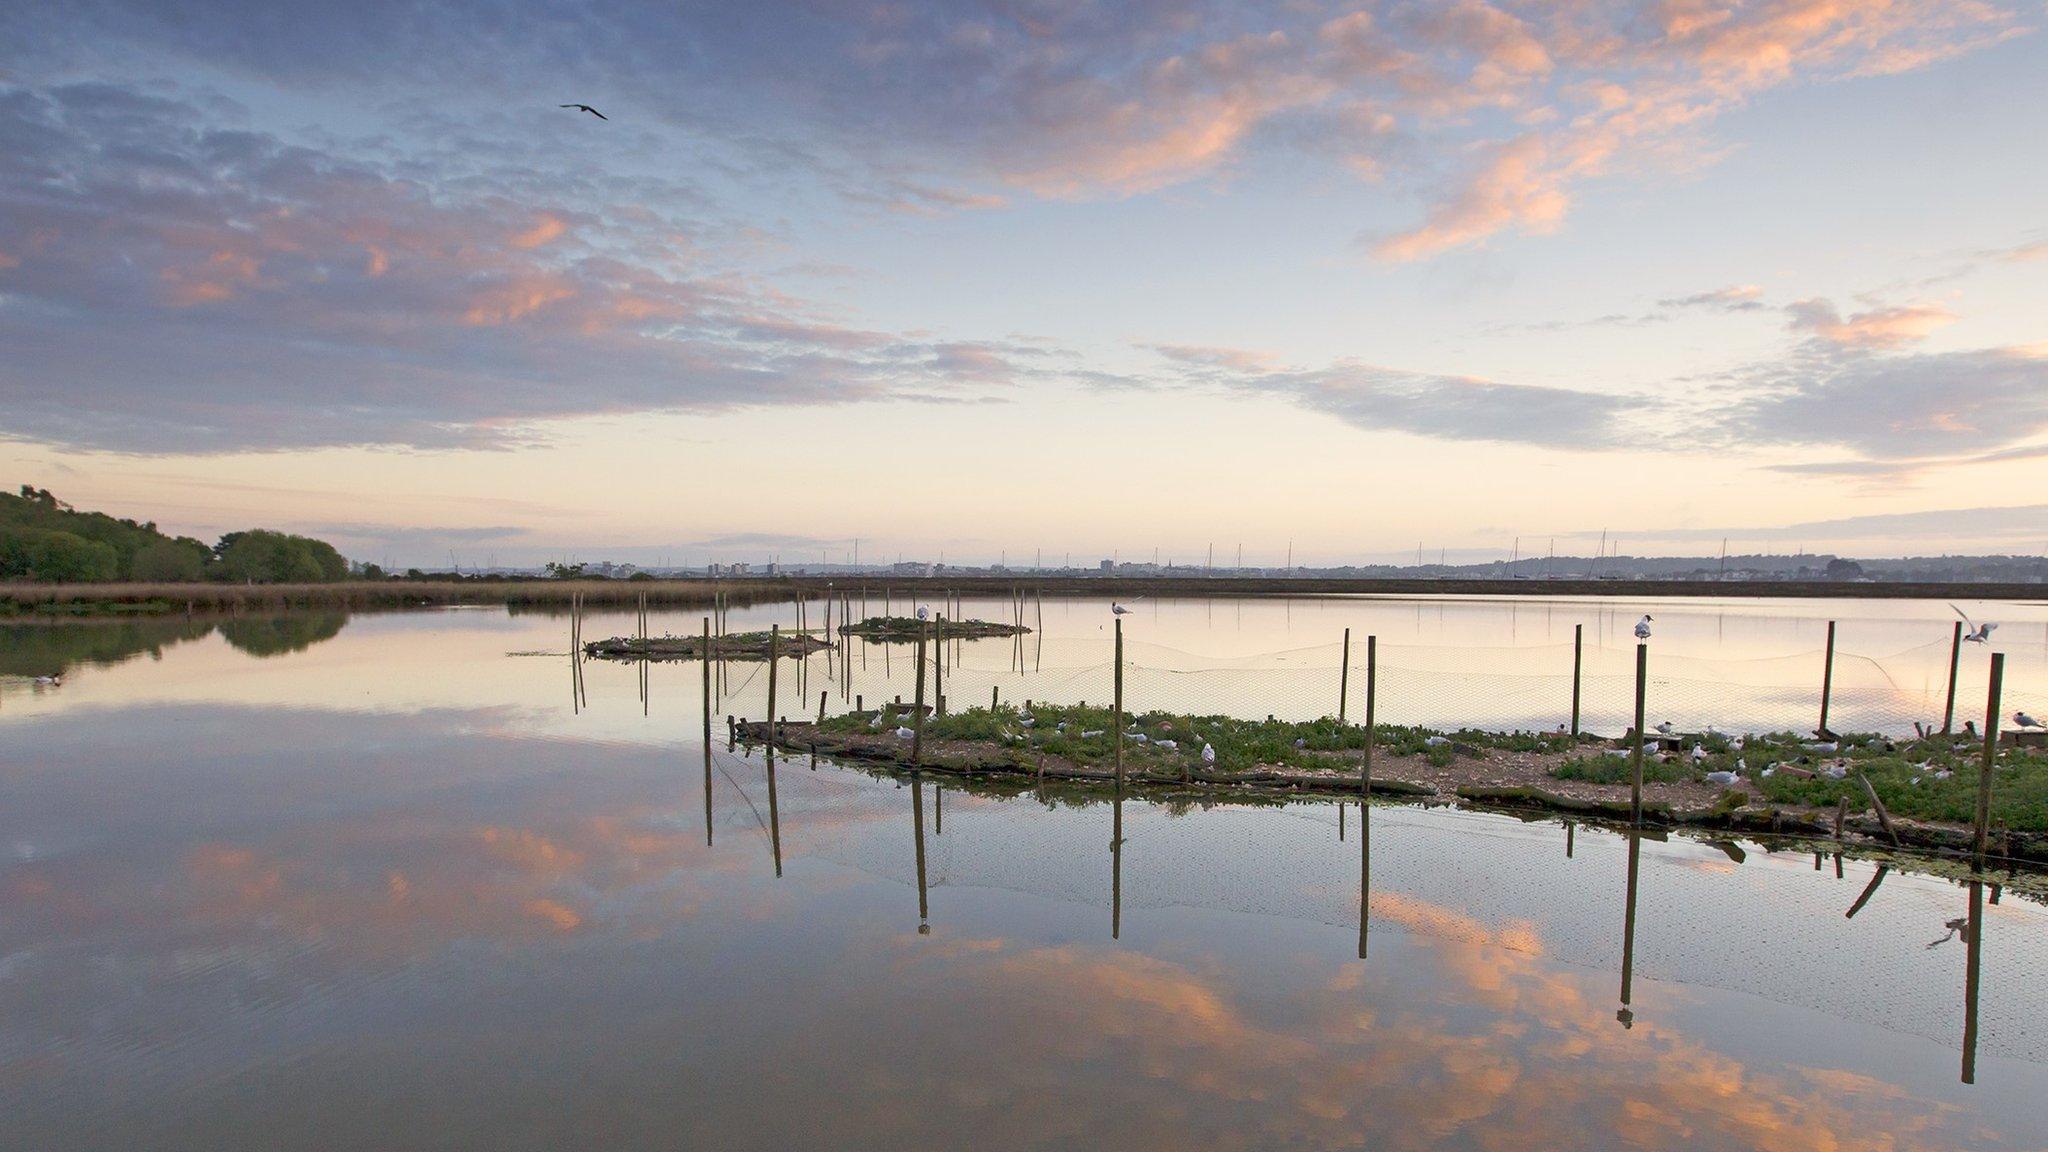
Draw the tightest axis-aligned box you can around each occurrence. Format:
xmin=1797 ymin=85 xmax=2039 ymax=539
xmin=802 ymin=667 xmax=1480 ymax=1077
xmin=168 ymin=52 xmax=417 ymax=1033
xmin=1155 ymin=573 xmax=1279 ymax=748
xmin=4 ymin=594 xmax=2048 ymax=1149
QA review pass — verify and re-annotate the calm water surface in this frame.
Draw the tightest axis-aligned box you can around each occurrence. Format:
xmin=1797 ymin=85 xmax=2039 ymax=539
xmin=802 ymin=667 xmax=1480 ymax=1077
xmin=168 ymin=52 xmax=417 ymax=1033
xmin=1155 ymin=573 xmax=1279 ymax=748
xmin=4 ymin=597 xmax=2047 ymax=1150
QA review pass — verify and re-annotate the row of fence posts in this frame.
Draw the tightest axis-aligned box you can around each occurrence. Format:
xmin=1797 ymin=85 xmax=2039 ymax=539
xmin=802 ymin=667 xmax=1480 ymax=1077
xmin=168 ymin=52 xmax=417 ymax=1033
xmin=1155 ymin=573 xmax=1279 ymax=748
xmin=667 ymin=600 xmax=2011 ymax=876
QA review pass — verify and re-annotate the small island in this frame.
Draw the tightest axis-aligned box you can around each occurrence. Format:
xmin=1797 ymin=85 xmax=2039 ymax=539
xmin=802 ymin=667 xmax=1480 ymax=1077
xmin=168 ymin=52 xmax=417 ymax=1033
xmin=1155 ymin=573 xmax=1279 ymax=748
xmin=838 ymin=615 xmax=1030 ymax=640
xmin=582 ymin=630 xmax=833 ymax=661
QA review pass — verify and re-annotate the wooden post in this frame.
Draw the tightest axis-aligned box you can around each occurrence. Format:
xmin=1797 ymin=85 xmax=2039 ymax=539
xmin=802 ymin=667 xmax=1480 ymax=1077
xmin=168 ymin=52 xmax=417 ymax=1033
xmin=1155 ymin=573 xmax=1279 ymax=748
xmin=1113 ymin=617 xmax=1125 ymax=792
xmin=991 ymin=685 xmax=999 ymax=711
xmin=1818 ymin=620 xmax=1837 ymax=736
xmin=1339 ymin=628 xmax=1350 ymax=722
xmin=1361 ymin=635 xmax=1376 ymax=797
xmin=1630 ymin=643 xmax=1647 ymax=825
xmin=1859 ymin=772 xmax=1900 ymax=847
xmin=910 ymin=624 xmax=928 ymax=765
xmin=1942 ymin=621 xmax=1964 ymax=734
xmin=1570 ymin=623 xmax=1583 ymax=738
xmin=933 ymin=614 xmax=945 ymax=717
xmin=766 ymin=625 xmax=779 ymax=747
xmin=818 ymin=690 xmax=827 ymax=724
xmin=1975 ymin=653 xmax=2005 ymax=868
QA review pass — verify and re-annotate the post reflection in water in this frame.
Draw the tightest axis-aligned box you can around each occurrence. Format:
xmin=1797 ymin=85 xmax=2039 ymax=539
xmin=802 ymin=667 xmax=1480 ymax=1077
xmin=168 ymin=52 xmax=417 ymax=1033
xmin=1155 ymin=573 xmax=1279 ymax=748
xmin=764 ymin=738 xmax=783 ymax=878
xmin=1619 ymin=830 xmax=1640 ymax=1029
xmin=1110 ymin=792 xmax=1124 ymax=941
xmin=1847 ymin=864 xmax=1889 ymax=919
xmin=1964 ymin=879 xmax=1984 ymax=1084
xmin=1357 ymin=799 xmax=1370 ymax=961
xmin=911 ymin=771 xmax=929 ymax=932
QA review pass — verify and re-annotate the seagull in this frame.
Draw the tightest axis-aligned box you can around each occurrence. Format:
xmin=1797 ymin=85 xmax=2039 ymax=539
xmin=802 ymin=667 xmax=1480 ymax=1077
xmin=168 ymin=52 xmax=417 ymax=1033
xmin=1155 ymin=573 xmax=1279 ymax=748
xmin=1654 ymin=721 xmax=1675 ymax=736
xmin=560 ymin=103 xmax=608 ymax=120
xmin=1950 ymin=604 xmax=1997 ymax=643
xmin=1111 ymin=603 xmax=1132 ymax=616
xmin=1691 ymin=743 xmax=1709 ymax=765
xmin=894 ymin=726 xmax=916 ymax=740
xmin=869 ymin=714 xmax=885 ymax=728
xmin=2017 ymin=711 xmax=2043 ymax=729
xmin=1634 ymin=614 xmax=1653 ymax=639
xmin=1201 ymin=743 xmax=1216 ymax=765
xmin=1705 ymin=769 xmax=1739 ymax=786
xmin=916 ymin=605 xmax=929 ymax=622
xmin=1155 ymin=739 xmax=1178 ymax=751
xmin=33 ymin=673 xmax=61 ymax=687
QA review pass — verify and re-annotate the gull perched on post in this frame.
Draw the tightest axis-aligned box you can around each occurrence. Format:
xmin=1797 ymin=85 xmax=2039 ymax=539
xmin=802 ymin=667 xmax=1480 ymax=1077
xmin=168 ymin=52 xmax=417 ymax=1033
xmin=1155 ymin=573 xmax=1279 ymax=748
xmin=916 ymin=605 xmax=928 ymax=622
xmin=1111 ymin=603 xmax=1133 ymax=616
xmin=1950 ymin=604 xmax=1997 ymax=643
xmin=1634 ymin=614 xmax=1653 ymax=640
xmin=2019 ymin=711 xmax=2044 ymax=730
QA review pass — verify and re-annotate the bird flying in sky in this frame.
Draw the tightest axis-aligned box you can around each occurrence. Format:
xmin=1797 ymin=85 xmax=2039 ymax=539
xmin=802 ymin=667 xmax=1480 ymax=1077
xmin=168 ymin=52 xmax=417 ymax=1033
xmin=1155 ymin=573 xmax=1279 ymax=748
xmin=560 ymin=104 xmax=608 ymax=120
xmin=1950 ymin=603 xmax=1997 ymax=643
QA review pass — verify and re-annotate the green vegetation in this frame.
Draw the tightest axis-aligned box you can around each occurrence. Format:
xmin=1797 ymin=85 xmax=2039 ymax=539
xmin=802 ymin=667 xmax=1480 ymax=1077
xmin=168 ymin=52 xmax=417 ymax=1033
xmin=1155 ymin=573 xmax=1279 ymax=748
xmin=212 ymin=529 xmax=347 ymax=584
xmin=819 ymin=704 xmax=1571 ymax=775
xmin=1 ymin=486 xmax=348 ymax=584
xmin=839 ymin=615 xmax=1028 ymax=640
xmin=1549 ymin=729 xmax=2048 ymax=830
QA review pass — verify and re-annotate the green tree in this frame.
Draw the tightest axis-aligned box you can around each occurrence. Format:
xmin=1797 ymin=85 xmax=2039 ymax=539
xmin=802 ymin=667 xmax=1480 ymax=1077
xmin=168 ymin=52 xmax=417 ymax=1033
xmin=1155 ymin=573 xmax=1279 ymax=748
xmin=213 ymin=530 xmax=349 ymax=583
xmin=131 ymin=538 xmax=210 ymax=581
xmin=0 ymin=527 xmax=119 ymax=582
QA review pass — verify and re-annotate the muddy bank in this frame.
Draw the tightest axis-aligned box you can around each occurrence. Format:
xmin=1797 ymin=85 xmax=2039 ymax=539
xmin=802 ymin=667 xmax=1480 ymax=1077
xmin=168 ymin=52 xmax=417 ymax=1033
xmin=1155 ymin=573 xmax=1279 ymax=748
xmin=735 ymin=718 xmax=2048 ymax=867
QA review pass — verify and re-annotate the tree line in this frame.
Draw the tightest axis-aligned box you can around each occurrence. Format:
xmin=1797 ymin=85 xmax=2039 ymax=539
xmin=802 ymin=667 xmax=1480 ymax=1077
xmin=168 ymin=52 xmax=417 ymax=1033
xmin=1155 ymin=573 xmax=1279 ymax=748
xmin=1 ymin=486 xmax=350 ymax=583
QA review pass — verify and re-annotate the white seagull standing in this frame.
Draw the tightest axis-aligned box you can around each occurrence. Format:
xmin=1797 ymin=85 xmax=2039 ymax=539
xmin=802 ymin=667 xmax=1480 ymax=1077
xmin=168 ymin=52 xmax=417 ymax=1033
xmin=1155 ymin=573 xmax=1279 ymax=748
xmin=2018 ymin=711 xmax=2043 ymax=729
xmin=1950 ymin=603 xmax=1997 ymax=643
xmin=916 ymin=605 xmax=929 ymax=622
xmin=1634 ymin=614 xmax=1654 ymax=640
xmin=1111 ymin=602 xmax=1133 ymax=616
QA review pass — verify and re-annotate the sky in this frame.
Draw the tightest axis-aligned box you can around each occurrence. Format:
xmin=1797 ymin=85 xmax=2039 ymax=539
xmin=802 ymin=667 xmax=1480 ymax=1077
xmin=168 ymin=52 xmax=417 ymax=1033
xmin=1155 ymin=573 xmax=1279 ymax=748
xmin=2 ymin=0 xmax=2046 ymax=568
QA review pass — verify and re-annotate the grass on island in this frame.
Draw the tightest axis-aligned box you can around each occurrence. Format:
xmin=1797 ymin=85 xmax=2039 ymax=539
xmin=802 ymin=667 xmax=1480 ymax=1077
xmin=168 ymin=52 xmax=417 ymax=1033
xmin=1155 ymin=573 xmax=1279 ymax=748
xmin=837 ymin=615 xmax=1027 ymax=639
xmin=1552 ymin=729 xmax=2048 ymax=830
xmin=818 ymin=703 xmax=1575 ymax=775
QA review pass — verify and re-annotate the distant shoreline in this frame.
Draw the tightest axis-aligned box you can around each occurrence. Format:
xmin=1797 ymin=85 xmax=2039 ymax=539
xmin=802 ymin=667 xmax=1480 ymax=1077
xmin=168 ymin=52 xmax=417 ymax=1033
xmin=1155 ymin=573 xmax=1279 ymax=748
xmin=2 ymin=575 xmax=2043 ymax=617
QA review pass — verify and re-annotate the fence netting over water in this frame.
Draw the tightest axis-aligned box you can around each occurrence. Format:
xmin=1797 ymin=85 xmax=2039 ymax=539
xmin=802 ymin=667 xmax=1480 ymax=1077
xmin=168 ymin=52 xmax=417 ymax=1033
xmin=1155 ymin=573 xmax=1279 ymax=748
xmin=754 ymin=630 xmax=2045 ymax=739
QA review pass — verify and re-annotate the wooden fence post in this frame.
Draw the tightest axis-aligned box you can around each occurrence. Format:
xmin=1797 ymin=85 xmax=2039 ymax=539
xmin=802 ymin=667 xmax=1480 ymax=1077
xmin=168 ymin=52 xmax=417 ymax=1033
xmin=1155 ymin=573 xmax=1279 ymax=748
xmin=1113 ymin=617 xmax=1125 ymax=792
xmin=1818 ymin=620 xmax=1837 ymax=736
xmin=1631 ymin=643 xmax=1647 ymax=826
xmin=1339 ymin=628 xmax=1350 ymax=723
xmin=1976 ymin=653 xmax=2005 ymax=869
xmin=1942 ymin=620 xmax=1964 ymax=734
xmin=911 ymin=624 xmax=928 ymax=765
xmin=1570 ymin=623 xmax=1583 ymax=738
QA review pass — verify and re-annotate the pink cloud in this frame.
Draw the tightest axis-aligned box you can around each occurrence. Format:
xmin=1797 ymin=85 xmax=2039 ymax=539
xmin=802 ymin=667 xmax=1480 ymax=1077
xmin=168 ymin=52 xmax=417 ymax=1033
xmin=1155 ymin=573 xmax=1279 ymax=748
xmin=1786 ymin=298 xmax=1957 ymax=348
xmin=1375 ymin=135 xmax=1569 ymax=261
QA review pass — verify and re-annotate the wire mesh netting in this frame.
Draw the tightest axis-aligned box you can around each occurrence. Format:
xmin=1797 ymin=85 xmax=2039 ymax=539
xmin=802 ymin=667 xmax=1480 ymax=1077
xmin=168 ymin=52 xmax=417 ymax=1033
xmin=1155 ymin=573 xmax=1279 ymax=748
xmin=701 ymin=624 xmax=2044 ymax=742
